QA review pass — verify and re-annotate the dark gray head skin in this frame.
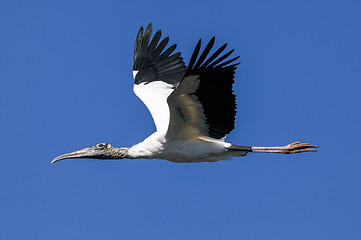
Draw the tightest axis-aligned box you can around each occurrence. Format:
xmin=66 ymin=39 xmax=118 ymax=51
xmin=51 ymin=143 xmax=129 ymax=164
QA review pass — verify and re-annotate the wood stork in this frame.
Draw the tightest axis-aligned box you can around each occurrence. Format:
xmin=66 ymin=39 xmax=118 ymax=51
xmin=52 ymin=24 xmax=317 ymax=164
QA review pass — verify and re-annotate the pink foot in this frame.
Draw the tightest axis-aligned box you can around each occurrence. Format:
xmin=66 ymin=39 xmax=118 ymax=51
xmin=281 ymin=141 xmax=318 ymax=154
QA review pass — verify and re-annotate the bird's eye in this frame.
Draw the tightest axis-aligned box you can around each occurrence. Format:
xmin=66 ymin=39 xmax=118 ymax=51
xmin=96 ymin=143 xmax=107 ymax=149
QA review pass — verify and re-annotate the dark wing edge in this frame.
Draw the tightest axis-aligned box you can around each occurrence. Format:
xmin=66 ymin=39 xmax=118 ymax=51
xmin=133 ymin=24 xmax=187 ymax=86
xmin=185 ymin=37 xmax=240 ymax=139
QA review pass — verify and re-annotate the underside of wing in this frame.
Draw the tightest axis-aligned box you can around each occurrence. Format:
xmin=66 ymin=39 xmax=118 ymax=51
xmin=133 ymin=24 xmax=187 ymax=132
xmin=184 ymin=37 xmax=240 ymax=139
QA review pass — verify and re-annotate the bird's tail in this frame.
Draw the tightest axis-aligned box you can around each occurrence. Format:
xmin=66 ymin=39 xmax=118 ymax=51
xmin=226 ymin=145 xmax=252 ymax=157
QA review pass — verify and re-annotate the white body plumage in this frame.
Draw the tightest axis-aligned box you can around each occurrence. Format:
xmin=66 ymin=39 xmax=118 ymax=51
xmin=128 ymin=131 xmax=237 ymax=162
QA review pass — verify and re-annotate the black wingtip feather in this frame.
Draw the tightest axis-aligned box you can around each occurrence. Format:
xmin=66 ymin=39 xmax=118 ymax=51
xmin=146 ymin=30 xmax=161 ymax=57
xmin=134 ymin=26 xmax=144 ymax=62
xmin=153 ymin=37 xmax=169 ymax=57
xmin=207 ymin=49 xmax=234 ymax=68
xmin=159 ymin=44 xmax=177 ymax=58
xmin=133 ymin=24 xmax=186 ymax=86
xmin=193 ymin=37 xmax=215 ymax=70
xmin=187 ymin=39 xmax=202 ymax=72
xmin=201 ymin=43 xmax=227 ymax=68
xmin=216 ymin=56 xmax=240 ymax=68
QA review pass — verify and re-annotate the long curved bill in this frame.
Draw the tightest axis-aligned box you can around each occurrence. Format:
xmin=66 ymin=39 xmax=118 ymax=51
xmin=51 ymin=147 xmax=92 ymax=164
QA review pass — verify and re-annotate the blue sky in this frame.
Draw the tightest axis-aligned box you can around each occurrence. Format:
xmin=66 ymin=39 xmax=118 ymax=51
xmin=1 ymin=0 xmax=361 ymax=239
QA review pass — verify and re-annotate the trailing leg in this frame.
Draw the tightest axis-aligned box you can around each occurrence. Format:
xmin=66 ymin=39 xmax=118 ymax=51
xmin=250 ymin=141 xmax=318 ymax=154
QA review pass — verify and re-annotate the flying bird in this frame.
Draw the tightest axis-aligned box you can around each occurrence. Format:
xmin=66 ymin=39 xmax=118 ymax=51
xmin=52 ymin=24 xmax=317 ymax=164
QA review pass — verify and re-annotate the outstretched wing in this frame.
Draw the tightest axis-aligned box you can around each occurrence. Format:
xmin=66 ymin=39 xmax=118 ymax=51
xmin=167 ymin=37 xmax=239 ymax=140
xmin=133 ymin=24 xmax=187 ymax=132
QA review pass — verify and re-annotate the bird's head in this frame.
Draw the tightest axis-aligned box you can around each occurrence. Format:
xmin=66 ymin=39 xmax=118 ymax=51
xmin=51 ymin=143 xmax=128 ymax=164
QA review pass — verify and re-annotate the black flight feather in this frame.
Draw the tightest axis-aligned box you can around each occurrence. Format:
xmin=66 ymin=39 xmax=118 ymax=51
xmin=133 ymin=24 xmax=186 ymax=86
xmin=185 ymin=38 xmax=239 ymax=139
